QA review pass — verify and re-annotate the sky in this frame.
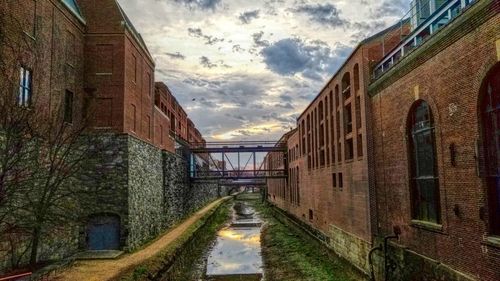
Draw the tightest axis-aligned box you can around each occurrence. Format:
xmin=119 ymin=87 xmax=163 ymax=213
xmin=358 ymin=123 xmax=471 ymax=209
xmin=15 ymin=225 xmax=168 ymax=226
xmin=117 ymin=0 xmax=410 ymax=142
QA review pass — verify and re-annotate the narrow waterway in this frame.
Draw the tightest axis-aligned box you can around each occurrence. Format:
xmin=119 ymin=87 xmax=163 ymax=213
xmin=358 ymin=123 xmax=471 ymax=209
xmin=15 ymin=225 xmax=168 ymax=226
xmin=160 ymin=192 xmax=265 ymax=281
xmin=205 ymin=201 xmax=263 ymax=280
xmin=161 ymin=192 xmax=366 ymax=281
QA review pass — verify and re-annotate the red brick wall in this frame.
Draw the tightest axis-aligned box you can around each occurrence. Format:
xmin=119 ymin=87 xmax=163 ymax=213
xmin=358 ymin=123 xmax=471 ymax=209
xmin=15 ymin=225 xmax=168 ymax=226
xmin=123 ymin=31 xmax=155 ymax=142
xmin=0 ymin=0 xmax=86 ymax=124
xmin=80 ymin=0 xmax=156 ymax=145
xmin=369 ymin=1 xmax=500 ymax=279
xmin=153 ymin=106 xmax=174 ymax=152
xmin=289 ymin=43 xmax=379 ymax=241
xmin=155 ymin=82 xmax=189 ymax=142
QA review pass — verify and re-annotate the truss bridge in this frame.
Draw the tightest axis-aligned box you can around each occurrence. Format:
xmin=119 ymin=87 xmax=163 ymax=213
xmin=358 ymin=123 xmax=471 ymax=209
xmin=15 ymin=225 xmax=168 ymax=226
xmin=188 ymin=141 xmax=287 ymax=181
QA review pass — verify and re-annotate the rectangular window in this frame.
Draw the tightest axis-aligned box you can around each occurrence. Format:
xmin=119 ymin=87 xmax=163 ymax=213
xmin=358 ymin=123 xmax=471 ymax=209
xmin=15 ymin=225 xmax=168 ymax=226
xmin=344 ymin=104 xmax=353 ymax=134
xmin=356 ymin=96 xmax=362 ymax=129
xmin=19 ymin=67 xmax=32 ymax=107
xmin=346 ymin=138 xmax=354 ymax=160
xmin=339 ymin=173 xmax=343 ymax=189
xmin=338 ymin=141 xmax=342 ymax=162
xmin=309 ymin=209 xmax=313 ymax=221
xmin=357 ymin=134 xmax=363 ymax=157
xmin=320 ymin=149 xmax=325 ymax=166
xmin=332 ymin=173 xmax=337 ymax=188
xmin=319 ymin=124 xmax=325 ymax=147
xmin=64 ymin=90 xmax=74 ymax=123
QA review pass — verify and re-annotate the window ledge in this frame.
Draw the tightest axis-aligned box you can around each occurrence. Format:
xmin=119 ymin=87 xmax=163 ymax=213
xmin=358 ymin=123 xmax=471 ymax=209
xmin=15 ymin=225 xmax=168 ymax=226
xmin=483 ymin=236 xmax=500 ymax=249
xmin=410 ymin=220 xmax=444 ymax=233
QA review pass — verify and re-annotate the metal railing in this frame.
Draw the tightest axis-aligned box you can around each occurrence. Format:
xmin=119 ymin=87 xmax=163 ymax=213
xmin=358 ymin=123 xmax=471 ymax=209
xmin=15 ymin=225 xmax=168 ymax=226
xmin=373 ymin=0 xmax=476 ymax=79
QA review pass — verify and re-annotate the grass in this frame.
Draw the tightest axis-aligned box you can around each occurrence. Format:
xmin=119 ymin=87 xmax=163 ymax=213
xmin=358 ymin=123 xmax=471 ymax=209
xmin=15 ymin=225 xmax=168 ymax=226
xmin=244 ymin=194 xmax=366 ymax=281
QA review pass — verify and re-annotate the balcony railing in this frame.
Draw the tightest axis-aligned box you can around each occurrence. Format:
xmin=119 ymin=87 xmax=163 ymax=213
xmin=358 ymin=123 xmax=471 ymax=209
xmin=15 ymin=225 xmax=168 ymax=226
xmin=373 ymin=0 xmax=476 ymax=79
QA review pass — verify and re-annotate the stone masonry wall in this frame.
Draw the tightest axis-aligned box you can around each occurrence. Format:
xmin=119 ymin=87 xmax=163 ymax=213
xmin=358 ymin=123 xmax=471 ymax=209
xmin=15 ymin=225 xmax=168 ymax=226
xmin=127 ymin=137 xmax=165 ymax=250
xmin=162 ymin=151 xmax=220 ymax=228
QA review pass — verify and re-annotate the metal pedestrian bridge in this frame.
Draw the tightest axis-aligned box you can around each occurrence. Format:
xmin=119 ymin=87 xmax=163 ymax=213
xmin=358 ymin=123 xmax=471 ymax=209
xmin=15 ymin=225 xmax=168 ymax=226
xmin=187 ymin=141 xmax=287 ymax=182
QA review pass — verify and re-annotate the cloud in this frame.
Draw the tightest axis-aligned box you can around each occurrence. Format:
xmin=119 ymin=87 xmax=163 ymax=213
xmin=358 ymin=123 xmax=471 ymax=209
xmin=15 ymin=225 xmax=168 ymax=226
xmin=232 ymin=44 xmax=245 ymax=53
xmin=165 ymin=52 xmax=186 ymax=60
xmin=260 ymin=38 xmax=350 ymax=80
xmin=188 ymin=27 xmax=224 ymax=45
xmin=252 ymin=31 xmax=270 ymax=48
xmin=200 ymin=56 xmax=217 ymax=68
xmin=292 ymin=3 xmax=349 ymax=28
xmin=350 ymin=20 xmax=388 ymax=42
xmin=371 ymin=0 xmax=409 ymax=18
xmin=239 ymin=10 xmax=260 ymax=24
xmin=199 ymin=56 xmax=231 ymax=68
xmin=173 ymin=0 xmax=221 ymax=10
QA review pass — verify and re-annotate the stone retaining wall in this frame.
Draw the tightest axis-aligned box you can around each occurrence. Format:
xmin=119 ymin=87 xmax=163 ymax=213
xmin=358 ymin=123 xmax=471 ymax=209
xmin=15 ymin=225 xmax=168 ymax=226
xmin=0 ymin=133 xmax=224 ymax=273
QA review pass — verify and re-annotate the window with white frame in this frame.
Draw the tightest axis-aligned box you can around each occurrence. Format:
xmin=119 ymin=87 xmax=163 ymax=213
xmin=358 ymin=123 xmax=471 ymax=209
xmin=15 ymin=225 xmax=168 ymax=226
xmin=19 ymin=67 xmax=32 ymax=107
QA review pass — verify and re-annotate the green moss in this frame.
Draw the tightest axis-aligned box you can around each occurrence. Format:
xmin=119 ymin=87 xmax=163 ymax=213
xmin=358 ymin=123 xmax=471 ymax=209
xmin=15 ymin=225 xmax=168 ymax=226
xmin=250 ymin=199 xmax=366 ymax=281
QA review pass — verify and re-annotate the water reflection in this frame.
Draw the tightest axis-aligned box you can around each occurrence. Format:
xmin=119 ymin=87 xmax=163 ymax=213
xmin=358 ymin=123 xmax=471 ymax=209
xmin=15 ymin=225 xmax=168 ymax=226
xmin=206 ymin=204 xmax=263 ymax=280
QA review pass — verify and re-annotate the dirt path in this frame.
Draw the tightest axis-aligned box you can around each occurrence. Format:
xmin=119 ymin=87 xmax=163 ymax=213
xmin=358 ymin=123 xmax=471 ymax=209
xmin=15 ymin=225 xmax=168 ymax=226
xmin=53 ymin=197 xmax=230 ymax=281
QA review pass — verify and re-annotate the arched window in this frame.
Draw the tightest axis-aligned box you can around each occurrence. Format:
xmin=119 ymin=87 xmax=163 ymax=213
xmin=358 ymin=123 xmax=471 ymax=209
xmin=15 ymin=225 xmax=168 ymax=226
xmin=480 ymin=64 xmax=500 ymax=235
xmin=408 ymin=100 xmax=440 ymax=223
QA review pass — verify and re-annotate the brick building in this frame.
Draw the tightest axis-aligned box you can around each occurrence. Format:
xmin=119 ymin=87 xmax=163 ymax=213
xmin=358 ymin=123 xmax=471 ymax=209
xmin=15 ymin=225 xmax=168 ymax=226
xmin=0 ymin=0 xmax=209 ymax=272
xmin=154 ymin=82 xmax=189 ymax=143
xmin=0 ymin=0 xmax=86 ymax=127
xmin=369 ymin=0 xmax=500 ymax=280
xmin=79 ymin=0 xmax=156 ymax=144
xmin=267 ymin=22 xmax=409 ymax=272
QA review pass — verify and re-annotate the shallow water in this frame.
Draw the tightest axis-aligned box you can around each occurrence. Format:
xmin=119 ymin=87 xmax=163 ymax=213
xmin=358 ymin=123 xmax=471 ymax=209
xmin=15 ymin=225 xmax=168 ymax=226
xmin=206 ymin=204 xmax=263 ymax=280
xmin=160 ymin=201 xmax=264 ymax=281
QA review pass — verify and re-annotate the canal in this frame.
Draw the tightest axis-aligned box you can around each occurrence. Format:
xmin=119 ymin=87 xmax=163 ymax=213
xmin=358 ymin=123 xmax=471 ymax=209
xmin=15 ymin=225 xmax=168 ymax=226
xmin=160 ymin=192 xmax=367 ymax=281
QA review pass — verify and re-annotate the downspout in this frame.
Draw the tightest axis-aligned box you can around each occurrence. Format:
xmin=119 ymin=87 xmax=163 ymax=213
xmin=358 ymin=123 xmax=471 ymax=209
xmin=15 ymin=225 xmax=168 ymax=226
xmin=368 ymin=226 xmax=401 ymax=281
xmin=368 ymin=245 xmax=382 ymax=281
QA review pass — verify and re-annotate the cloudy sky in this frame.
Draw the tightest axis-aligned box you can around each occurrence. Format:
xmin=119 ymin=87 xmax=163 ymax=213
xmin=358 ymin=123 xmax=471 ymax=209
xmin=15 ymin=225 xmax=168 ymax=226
xmin=118 ymin=0 xmax=410 ymax=141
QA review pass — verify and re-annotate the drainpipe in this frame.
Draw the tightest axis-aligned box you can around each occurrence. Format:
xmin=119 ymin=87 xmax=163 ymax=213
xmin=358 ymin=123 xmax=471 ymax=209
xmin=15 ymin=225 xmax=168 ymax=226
xmin=383 ymin=226 xmax=401 ymax=281
xmin=368 ymin=245 xmax=382 ymax=281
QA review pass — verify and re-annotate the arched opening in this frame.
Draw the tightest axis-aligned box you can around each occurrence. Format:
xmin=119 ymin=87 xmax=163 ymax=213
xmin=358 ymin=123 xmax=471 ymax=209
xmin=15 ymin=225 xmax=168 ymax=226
xmin=407 ymin=100 xmax=440 ymax=223
xmin=86 ymin=214 xmax=121 ymax=250
xmin=480 ymin=63 xmax=500 ymax=235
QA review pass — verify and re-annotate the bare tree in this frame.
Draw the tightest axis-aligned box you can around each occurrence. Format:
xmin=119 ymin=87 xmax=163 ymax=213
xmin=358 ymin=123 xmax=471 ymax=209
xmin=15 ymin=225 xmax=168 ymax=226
xmin=0 ymin=4 xmax=117 ymax=269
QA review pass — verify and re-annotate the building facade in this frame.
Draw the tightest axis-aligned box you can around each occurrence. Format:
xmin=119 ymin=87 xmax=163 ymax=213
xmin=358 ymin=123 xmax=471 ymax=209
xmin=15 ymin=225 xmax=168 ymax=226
xmin=369 ymin=0 xmax=500 ymax=280
xmin=0 ymin=0 xmax=210 ymax=273
xmin=80 ymin=0 xmax=156 ymax=143
xmin=155 ymin=82 xmax=189 ymax=143
xmin=267 ymin=0 xmax=500 ymax=279
xmin=267 ymin=23 xmax=407 ymax=272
